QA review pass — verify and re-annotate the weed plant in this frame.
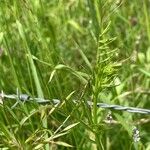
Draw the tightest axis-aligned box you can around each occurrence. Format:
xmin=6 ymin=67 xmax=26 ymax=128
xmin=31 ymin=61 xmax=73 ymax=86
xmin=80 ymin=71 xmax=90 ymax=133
xmin=0 ymin=0 xmax=150 ymax=149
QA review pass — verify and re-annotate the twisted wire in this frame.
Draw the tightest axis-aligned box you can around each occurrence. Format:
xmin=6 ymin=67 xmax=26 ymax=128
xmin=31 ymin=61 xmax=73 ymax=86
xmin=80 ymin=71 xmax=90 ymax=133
xmin=0 ymin=93 xmax=150 ymax=115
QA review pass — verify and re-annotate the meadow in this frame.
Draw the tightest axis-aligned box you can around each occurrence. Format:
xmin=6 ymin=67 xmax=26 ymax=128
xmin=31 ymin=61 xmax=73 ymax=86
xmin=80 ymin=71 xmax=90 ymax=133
xmin=0 ymin=0 xmax=150 ymax=149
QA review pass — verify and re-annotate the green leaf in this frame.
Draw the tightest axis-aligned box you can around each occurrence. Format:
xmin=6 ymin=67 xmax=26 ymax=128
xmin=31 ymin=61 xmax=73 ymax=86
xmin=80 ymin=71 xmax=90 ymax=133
xmin=77 ymin=47 xmax=92 ymax=71
xmin=5 ymin=106 xmax=20 ymax=125
xmin=16 ymin=20 xmax=26 ymax=40
xmin=138 ymin=68 xmax=150 ymax=77
xmin=49 ymin=64 xmax=88 ymax=84
xmin=31 ymin=55 xmax=53 ymax=67
xmin=20 ymin=109 xmax=38 ymax=126
xmin=62 ymin=122 xmax=79 ymax=132
xmin=34 ymin=144 xmax=44 ymax=150
xmin=66 ymin=91 xmax=76 ymax=100
xmin=0 ymin=32 xmax=4 ymax=44
xmin=53 ymin=141 xmax=73 ymax=147
xmin=48 ymin=70 xmax=56 ymax=83
xmin=45 ymin=132 xmax=68 ymax=141
xmin=146 ymin=47 xmax=150 ymax=62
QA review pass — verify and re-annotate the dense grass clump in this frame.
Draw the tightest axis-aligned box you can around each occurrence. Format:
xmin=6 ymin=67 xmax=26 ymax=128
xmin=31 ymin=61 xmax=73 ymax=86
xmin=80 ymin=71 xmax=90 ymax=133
xmin=0 ymin=0 xmax=150 ymax=149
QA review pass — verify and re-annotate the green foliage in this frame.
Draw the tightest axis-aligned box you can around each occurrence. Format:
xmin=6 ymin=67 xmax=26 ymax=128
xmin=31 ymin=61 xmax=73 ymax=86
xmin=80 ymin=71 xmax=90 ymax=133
xmin=0 ymin=0 xmax=149 ymax=149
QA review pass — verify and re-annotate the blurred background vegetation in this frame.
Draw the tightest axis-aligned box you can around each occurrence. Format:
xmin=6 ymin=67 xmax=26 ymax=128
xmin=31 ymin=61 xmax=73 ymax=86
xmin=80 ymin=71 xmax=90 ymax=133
xmin=0 ymin=0 xmax=150 ymax=149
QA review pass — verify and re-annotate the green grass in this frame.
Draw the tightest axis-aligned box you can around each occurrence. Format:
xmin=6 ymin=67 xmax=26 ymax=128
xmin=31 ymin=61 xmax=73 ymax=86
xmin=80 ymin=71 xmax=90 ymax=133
xmin=0 ymin=0 xmax=150 ymax=149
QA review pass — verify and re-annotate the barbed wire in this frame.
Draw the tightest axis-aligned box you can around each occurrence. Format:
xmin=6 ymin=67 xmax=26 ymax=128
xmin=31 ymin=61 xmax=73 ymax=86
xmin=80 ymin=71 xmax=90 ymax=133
xmin=0 ymin=92 xmax=150 ymax=115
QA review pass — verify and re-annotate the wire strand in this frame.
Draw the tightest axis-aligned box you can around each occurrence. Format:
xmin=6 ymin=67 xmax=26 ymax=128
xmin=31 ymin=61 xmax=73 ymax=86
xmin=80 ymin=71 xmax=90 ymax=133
xmin=0 ymin=92 xmax=150 ymax=115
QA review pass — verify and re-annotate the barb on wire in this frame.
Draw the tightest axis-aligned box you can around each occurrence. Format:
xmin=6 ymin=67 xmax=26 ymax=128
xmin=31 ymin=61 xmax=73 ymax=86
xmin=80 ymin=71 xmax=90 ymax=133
xmin=0 ymin=92 xmax=150 ymax=115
